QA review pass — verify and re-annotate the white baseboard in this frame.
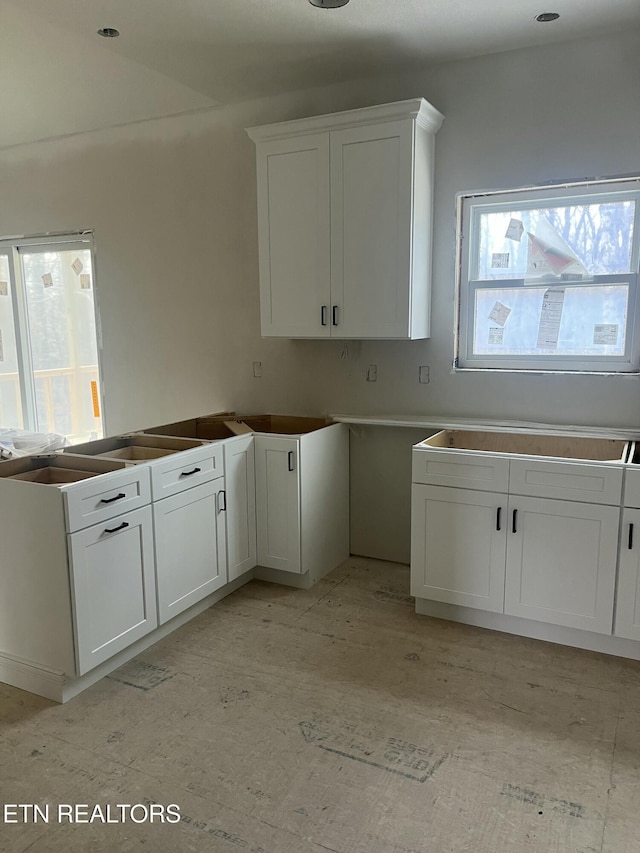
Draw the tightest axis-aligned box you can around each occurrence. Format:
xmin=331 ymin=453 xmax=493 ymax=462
xmin=415 ymin=598 xmax=640 ymax=660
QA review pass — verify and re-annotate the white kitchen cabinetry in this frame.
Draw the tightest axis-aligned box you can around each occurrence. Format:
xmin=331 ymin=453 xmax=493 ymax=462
xmin=154 ymin=478 xmax=227 ymax=624
xmin=255 ymin=435 xmax=301 ymax=573
xmin=254 ymin=422 xmax=350 ymax=581
xmin=0 ymin=455 xmax=157 ymax=683
xmin=411 ymin=484 xmax=506 ymax=613
xmin=411 ymin=430 xmax=625 ymax=636
xmin=69 ymin=505 xmax=156 ymax=674
xmin=223 ymin=434 xmax=257 ymax=581
xmin=615 ymin=462 xmax=640 ymax=641
xmin=504 ymin=496 xmax=619 ymax=634
xmin=247 ymin=98 xmax=444 ymax=340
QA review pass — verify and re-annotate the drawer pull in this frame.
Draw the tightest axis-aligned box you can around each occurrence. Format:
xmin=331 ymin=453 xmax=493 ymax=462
xmin=496 ymin=507 xmax=502 ymax=531
xmin=100 ymin=492 xmax=126 ymax=504
xmin=332 ymin=305 xmax=339 ymax=326
xmin=180 ymin=467 xmax=202 ymax=477
xmin=288 ymin=451 xmax=295 ymax=472
xmin=104 ymin=521 xmax=129 ymax=534
xmin=512 ymin=509 xmax=518 ymax=534
xmin=629 ymin=523 xmax=634 ymax=550
xmin=321 ymin=305 xmax=328 ymax=326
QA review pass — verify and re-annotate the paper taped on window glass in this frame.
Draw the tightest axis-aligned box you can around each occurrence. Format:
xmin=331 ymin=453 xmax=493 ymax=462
xmin=42 ymin=273 xmax=53 ymax=288
xmin=593 ymin=324 xmax=619 ymax=345
xmin=80 ymin=274 xmax=91 ymax=290
xmin=71 ymin=258 xmax=83 ymax=275
xmin=488 ymin=327 xmax=504 ymax=345
xmin=491 ymin=252 xmax=510 ymax=269
xmin=505 ymin=218 xmax=524 ymax=241
xmin=536 ymin=288 xmax=565 ymax=349
xmin=489 ymin=301 xmax=511 ymax=326
xmin=0 ymin=281 xmax=7 ymax=296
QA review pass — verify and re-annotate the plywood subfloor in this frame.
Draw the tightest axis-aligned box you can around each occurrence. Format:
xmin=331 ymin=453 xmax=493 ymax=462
xmin=1 ymin=557 xmax=639 ymax=852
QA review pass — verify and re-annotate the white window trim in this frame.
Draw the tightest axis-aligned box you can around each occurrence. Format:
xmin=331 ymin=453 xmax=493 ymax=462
xmin=454 ymin=177 xmax=640 ymax=374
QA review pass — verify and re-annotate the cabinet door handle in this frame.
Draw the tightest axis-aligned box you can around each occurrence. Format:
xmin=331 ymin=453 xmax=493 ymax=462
xmin=180 ymin=467 xmax=201 ymax=477
xmin=104 ymin=521 xmax=129 ymax=534
xmin=629 ymin=523 xmax=634 ymax=550
xmin=100 ymin=492 xmax=126 ymax=504
xmin=219 ymin=490 xmax=227 ymax=512
xmin=288 ymin=451 xmax=295 ymax=471
xmin=496 ymin=507 xmax=502 ymax=531
xmin=332 ymin=305 xmax=339 ymax=326
xmin=321 ymin=305 xmax=328 ymax=326
xmin=512 ymin=509 xmax=518 ymax=534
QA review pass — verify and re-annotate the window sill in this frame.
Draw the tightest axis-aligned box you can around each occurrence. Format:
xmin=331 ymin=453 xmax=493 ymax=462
xmin=453 ymin=367 xmax=640 ymax=377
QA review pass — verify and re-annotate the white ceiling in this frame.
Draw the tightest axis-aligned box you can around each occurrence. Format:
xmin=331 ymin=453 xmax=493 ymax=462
xmin=2 ymin=0 xmax=640 ymax=149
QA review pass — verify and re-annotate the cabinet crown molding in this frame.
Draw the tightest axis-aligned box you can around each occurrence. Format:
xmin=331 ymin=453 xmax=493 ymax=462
xmin=246 ymin=97 xmax=444 ymax=142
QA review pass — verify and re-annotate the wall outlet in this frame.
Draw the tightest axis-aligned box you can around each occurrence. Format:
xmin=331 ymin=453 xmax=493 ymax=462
xmin=366 ymin=364 xmax=378 ymax=382
xmin=419 ymin=365 xmax=430 ymax=384
xmin=252 ymin=361 xmax=262 ymax=378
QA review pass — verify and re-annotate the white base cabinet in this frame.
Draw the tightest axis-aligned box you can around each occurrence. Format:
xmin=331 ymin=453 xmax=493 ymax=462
xmin=615 ymin=510 xmax=640 ymax=641
xmin=255 ymin=435 xmax=301 ymax=573
xmin=411 ymin=485 xmax=506 ymax=613
xmin=411 ymin=430 xmax=624 ymax=640
xmin=504 ymin=496 xmax=618 ymax=634
xmin=154 ymin=478 xmax=227 ymax=625
xmin=69 ymin=505 xmax=157 ymax=675
xmin=224 ymin=434 xmax=257 ymax=581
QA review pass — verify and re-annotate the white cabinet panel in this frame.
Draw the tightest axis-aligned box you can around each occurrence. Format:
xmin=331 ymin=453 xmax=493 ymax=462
xmin=255 ymin=134 xmax=331 ymax=337
xmin=255 ymin=435 xmax=301 ymax=573
xmin=410 ymin=484 xmax=507 ymax=613
xmin=154 ymin=478 xmax=227 ymax=625
xmin=247 ymin=99 xmax=443 ymax=340
xmin=614 ymin=508 xmax=640 ymax=641
xmin=509 ymin=458 xmax=622 ymax=505
xmin=68 ymin=505 xmax=157 ymax=675
xmin=148 ymin=442 xmax=223 ymax=500
xmin=64 ymin=466 xmax=151 ymax=532
xmin=330 ymin=120 xmax=413 ymax=338
xmin=412 ymin=448 xmax=509 ymax=492
xmin=504 ymin=496 xmax=618 ymax=634
xmin=223 ymin=434 xmax=257 ymax=581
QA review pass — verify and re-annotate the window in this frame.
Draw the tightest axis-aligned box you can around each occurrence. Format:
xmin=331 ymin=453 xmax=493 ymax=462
xmin=456 ymin=178 xmax=640 ymax=372
xmin=0 ymin=233 xmax=104 ymax=442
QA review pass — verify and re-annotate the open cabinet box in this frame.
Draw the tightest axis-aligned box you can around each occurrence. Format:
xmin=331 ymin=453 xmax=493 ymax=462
xmin=62 ymin=434 xmax=209 ymax=463
xmin=142 ymin=412 xmax=332 ymax=439
xmin=420 ymin=429 xmax=630 ymax=462
xmin=0 ymin=453 xmax=128 ymax=484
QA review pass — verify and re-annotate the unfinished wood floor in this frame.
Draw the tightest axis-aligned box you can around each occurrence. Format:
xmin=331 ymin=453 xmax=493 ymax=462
xmin=1 ymin=557 xmax=639 ymax=852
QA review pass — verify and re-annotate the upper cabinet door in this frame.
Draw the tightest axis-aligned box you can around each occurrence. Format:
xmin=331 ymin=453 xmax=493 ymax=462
xmin=255 ymin=134 xmax=331 ymax=337
xmin=330 ymin=119 xmax=414 ymax=339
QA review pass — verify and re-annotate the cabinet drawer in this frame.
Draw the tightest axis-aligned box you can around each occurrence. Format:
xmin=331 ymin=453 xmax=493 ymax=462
xmin=149 ymin=443 xmax=223 ymax=500
xmin=412 ymin=449 xmax=509 ymax=493
xmin=509 ymin=459 xmax=622 ymax=505
xmin=64 ymin=467 xmax=151 ymax=533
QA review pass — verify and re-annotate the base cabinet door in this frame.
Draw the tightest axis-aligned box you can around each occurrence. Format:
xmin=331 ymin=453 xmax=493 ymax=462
xmin=504 ymin=496 xmax=618 ymax=634
xmin=614 ymin=508 xmax=640 ymax=640
xmin=410 ymin=484 xmax=507 ymax=612
xmin=154 ymin=478 xmax=227 ymax=625
xmin=68 ymin=505 xmax=157 ymax=675
xmin=223 ymin=435 xmax=257 ymax=581
xmin=255 ymin=435 xmax=301 ymax=573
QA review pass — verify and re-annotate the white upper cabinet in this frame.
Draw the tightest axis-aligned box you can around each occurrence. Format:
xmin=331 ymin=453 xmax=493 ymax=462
xmin=247 ymin=98 xmax=444 ymax=340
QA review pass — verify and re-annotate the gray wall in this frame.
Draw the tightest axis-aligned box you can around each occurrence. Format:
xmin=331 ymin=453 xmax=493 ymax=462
xmin=1 ymin=29 xmax=639 ymax=560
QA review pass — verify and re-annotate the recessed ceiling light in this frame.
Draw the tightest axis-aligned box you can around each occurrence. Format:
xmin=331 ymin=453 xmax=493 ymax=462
xmin=308 ymin=0 xmax=350 ymax=8
xmin=535 ymin=12 xmax=560 ymax=22
xmin=97 ymin=27 xmax=120 ymax=38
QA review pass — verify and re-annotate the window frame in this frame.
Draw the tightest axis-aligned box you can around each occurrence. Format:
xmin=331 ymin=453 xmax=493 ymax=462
xmin=455 ymin=178 xmax=640 ymax=374
xmin=0 ymin=231 xmax=105 ymax=438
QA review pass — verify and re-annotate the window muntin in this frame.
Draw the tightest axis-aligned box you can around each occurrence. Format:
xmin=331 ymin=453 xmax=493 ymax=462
xmin=457 ymin=180 xmax=640 ymax=372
